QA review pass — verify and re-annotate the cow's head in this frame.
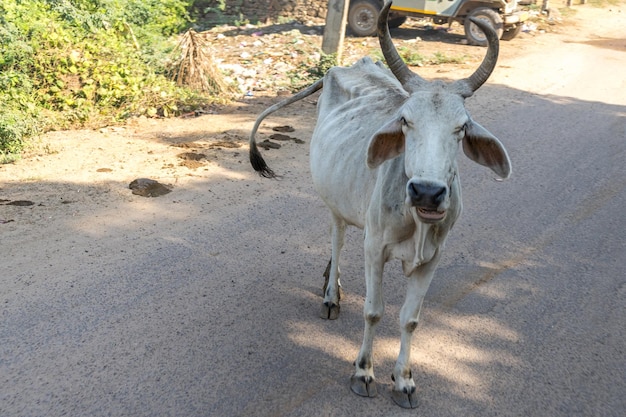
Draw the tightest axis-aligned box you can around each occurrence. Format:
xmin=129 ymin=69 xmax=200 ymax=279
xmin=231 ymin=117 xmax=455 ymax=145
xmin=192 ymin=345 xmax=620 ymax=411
xmin=366 ymin=1 xmax=511 ymax=223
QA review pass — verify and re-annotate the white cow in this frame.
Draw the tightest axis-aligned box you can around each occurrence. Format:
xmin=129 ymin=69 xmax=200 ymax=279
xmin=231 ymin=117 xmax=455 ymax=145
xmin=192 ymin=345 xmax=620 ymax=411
xmin=249 ymin=1 xmax=511 ymax=408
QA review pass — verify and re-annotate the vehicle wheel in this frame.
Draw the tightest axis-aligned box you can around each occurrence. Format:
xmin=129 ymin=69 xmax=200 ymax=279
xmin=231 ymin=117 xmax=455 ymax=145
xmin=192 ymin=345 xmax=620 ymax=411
xmin=388 ymin=15 xmax=407 ymax=29
xmin=348 ymin=0 xmax=380 ymax=37
xmin=464 ymin=8 xmax=503 ymax=46
xmin=501 ymin=24 xmax=522 ymax=41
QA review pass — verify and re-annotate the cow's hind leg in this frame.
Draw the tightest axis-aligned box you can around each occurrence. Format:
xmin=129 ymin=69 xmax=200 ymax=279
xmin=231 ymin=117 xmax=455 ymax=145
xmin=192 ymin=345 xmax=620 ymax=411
xmin=320 ymin=213 xmax=345 ymax=320
xmin=391 ymin=256 xmax=440 ymax=409
xmin=351 ymin=239 xmax=384 ymax=398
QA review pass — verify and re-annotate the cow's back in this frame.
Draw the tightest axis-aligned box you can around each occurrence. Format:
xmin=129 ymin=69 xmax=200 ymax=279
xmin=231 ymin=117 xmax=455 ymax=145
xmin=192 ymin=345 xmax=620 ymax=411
xmin=310 ymin=58 xmax=408 ymax=228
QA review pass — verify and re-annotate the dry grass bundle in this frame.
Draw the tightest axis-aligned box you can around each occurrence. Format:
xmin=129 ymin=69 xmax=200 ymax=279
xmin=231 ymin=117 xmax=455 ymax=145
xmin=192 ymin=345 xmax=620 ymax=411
xmin=170 ymin=29 xmax=232 ymax=96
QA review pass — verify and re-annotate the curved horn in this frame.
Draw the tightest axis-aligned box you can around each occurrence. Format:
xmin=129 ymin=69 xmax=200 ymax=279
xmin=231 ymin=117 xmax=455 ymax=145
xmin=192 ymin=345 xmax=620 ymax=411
xmin=377 ymin=1 xmax=425 ymax=89
xmin=454 ymin=17 xmax=500 ymax=97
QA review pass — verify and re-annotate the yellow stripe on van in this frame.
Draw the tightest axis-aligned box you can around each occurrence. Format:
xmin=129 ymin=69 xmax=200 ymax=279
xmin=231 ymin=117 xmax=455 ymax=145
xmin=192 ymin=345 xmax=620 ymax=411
xmin=390 ymin=6 xmax=437 ymax=15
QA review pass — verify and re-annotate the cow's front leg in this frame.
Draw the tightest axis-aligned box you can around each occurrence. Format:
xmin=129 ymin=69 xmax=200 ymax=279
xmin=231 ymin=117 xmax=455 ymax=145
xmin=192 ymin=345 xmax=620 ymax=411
xmin=391 ymin=256 xmax=440 ymax=409
xmin=320 ymin=214 xmax=345 ymax=320
xmin=351 ymin=241 xmax=384 ymax=398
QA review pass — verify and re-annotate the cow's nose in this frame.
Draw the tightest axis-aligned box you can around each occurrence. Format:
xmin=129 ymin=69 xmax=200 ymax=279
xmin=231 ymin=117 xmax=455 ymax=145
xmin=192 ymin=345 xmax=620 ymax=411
xmin=407 ymin=181 xmax=447 ymax=208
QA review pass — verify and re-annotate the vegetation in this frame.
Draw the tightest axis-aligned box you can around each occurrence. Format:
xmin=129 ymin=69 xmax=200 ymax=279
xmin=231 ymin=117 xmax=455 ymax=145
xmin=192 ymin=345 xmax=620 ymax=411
xmin=288 ymin=53 xmax=337 ymax=91
xmin=431 ymin=52 xmax=468 ymax=65
xmin=190 ymin=0 xmax=255 ymax=28
xmin=370 ymin=48 xmax=467 ymax=67
xmin=0 ymin=0 xmax=214 ymax=157
xmin=170 ymin=29 xmax=233 ymax=96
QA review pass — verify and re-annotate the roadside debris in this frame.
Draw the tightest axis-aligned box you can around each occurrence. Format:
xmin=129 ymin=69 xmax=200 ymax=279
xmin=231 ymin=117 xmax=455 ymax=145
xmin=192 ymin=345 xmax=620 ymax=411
xmin=272 ymin=125 xmax=295 ymax=132
xmin=129 ymin=178 xmax=172 ymax=197
xmin=258 ymin=140 xmax=281 ymax=150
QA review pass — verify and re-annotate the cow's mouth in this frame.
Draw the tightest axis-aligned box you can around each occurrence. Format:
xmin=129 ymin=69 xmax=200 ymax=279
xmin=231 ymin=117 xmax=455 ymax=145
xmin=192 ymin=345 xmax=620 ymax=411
xmin=416 ymin=208 xmax=446 ymax=222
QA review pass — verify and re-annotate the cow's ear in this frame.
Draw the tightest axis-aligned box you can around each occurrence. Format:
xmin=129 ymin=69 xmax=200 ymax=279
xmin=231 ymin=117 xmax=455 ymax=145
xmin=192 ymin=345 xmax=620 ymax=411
xmin=463 ymin=120 xmax=511 ymax=179
xmin=367 ymin=118 xmax=405 ymax=169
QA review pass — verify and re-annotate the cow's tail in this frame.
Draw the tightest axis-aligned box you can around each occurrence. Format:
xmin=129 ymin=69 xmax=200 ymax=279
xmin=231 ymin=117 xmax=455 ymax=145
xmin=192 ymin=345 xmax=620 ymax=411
xmin=249 ymin=79 xmax=324 ymax=178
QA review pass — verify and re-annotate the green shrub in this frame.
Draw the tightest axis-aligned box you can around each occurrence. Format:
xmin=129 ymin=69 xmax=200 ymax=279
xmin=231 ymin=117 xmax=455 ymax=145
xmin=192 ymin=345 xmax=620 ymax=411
xmin=288 ymin=53 xmax=338 ymax=91
xmin=0 ymin=0 xmax=212 ymax=157
xmin=0 ymin=110 xmax=40 ymax=157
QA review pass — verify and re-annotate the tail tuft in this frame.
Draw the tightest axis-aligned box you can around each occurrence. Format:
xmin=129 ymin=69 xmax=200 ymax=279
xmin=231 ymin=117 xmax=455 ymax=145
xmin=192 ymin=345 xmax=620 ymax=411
xmin=249 ymin=142 xmax=276 ymax=178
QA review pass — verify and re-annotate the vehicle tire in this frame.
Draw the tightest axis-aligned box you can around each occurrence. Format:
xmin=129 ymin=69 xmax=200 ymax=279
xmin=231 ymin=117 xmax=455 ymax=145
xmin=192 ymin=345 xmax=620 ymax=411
xmin=464 ymin=8 xmax=504 ymax=46
xmin=388 ymin=15 xmax=407 ymax=29
xmin=501 ymin=24 xmax=522 ymax=41
xmin=348 ymin=0 xmax=380 ymax=37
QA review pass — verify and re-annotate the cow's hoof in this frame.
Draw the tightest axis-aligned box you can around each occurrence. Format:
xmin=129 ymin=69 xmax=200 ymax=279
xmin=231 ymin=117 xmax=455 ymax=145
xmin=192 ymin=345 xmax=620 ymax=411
xmin=320 ymin=302 xmax=340 ymax=320
xmin=350 ymin=375 xmax=377 ymax=397
xmin=391 ymin=387 xmax=418 ymax=409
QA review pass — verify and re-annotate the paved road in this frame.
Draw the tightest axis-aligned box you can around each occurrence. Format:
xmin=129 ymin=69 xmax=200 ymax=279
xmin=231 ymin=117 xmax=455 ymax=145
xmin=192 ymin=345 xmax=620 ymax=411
xmin=2 ymin=22 xmax=625 ymax=417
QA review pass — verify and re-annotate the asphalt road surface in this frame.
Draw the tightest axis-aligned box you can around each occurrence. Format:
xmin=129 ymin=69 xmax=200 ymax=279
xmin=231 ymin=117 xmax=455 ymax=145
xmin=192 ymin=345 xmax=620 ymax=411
xmin=2 ymin=15 xmax=625 ymax=417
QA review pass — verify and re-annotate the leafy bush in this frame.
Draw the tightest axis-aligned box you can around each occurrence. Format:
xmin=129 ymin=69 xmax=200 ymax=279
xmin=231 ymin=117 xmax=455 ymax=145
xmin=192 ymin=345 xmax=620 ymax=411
xmin=0 ymin=0 xmax=213 ymax=156
xmin=0 ymin=109 xmax=40 ymax=159
xmin=288 ymin=53 xmax=338 ymax=91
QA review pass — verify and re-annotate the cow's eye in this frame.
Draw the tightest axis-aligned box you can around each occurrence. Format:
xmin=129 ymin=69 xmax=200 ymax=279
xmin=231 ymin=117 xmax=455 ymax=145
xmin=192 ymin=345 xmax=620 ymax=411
xmin=400 ymin=117 xmax=408 ymax=126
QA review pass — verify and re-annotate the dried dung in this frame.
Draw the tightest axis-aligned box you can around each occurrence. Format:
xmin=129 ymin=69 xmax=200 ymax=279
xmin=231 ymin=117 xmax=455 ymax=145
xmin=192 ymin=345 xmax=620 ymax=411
xmin=129 ymin=178 xmax=172 ymax=197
